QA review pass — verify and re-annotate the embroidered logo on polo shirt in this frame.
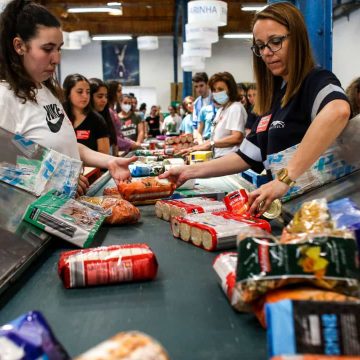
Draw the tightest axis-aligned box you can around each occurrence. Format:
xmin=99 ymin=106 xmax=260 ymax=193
xmin=269 ymin=120 xmax=285 ymax=130
xmin=256 ymin=114 xmax=272 ymax=133
xmin=44 ymin=104 xmax=64 ymax=133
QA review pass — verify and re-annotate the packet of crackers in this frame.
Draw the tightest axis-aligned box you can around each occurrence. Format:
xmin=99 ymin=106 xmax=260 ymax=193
xmin=117 ymin=177 xmax=176 ymax=202
xmin=58 ymin=244 xmax=158 ymax=288
xmin=78 ymin=196 xmax=140 ymax=225
xmin=235 ymin=232 xmax=360 ymax=312
xmin=280 ymin=198 xmax=354 ymax=243
xmin=75 ymin=331 xmax=170 ymax=360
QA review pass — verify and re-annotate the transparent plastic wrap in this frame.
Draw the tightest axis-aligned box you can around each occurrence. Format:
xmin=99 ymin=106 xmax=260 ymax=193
xmin=78 ymin=196 xmax=140 ymax=225
xmin=75 ymin=331 xmax=170 ymax=360
xmin=268 ymin=116 xmax=360 ymax=202
xmin=0 ymin=128 xmax=82 ymax=197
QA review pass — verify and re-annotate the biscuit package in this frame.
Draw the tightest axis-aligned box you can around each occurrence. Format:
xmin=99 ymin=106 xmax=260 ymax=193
xmin=23 ymin=190 xmax=105 ymax=247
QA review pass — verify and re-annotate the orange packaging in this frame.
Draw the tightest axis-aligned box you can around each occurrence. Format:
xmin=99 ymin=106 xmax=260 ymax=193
xmin=252 ymin=287 xmax=360 ymax=328
xmin=117 ymin=177 xmax=176 ymax=202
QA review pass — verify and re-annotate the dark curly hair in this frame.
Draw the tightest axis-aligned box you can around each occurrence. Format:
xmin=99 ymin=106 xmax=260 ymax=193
xmin=0 ymin=0 xmax=62 ymax=103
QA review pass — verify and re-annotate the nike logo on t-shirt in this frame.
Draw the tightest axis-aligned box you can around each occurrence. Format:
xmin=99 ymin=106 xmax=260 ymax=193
xmin=44 ymin=104 xmax=65 ymax=133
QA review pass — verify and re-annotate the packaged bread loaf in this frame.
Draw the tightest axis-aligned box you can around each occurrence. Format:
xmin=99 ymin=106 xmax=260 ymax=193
xmin=75 ymin=331 xmax=170 ymax=360
xmin=78 ymin=196 xmax=140 ymax=225
xmin=155 ymin=197 xmax=227 ymax=221
xmin=117 ymin=177 xmax=176 ymax=202
xmin=58 ymin=244 xmax=158 ymax=288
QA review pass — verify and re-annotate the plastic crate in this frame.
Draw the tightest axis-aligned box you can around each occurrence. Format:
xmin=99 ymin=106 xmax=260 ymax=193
xmin=240 ymin=169 xmax=270 ymax=188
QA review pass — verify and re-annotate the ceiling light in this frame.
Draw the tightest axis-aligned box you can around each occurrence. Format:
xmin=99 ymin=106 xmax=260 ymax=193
xmin=68 ymin=7 xmax=122 ymax=15
xmin=241 ymin=4 xmax=267 ymax=12
xmin=223 ymin=33 xmax=253 ymax=39
xmin=92 ymin=35 xmax=132 ymax=41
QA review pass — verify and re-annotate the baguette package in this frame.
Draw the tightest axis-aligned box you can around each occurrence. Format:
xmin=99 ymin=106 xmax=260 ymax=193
xmin=235 ymin=233 xmax=360 ymax=311
xmin=78 ymin=196 xmax=140 ymax=225
xmin=171 ymin=211 xmax=271 ymax=251
xmin=117 ymin=177 xmax=176 ymax=202
xmin=58 ymin=244 xmax=158 ymax=288
xmin=155 ymin=197 xmax=227 ymax=221
xmin=75 ymin=331 xmax=170 ymax=360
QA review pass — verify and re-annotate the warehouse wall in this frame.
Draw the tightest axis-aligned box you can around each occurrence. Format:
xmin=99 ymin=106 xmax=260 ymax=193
xmin=60 ymin=8 xmax=360 ymax=109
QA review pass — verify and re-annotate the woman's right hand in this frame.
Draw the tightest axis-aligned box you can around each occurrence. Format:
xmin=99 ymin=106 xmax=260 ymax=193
xmin=76 ymin=174 xmax=90 ymax=198
xmin=159 ymin=165 xmax=190 ymax=188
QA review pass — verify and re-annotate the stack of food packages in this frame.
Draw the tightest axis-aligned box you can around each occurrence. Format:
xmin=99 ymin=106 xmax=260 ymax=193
xmin=213 ymin=198 xmax=360 ymax=357
xmin=164 ymin=133 xmax=194 ymax=154
xmin=0 ymin=311 xmax=170 ymax=360
xmin=155 ymin=190 xmax=271 ymax=251
xmin=129 ymin=156 xmax=185 ymax=177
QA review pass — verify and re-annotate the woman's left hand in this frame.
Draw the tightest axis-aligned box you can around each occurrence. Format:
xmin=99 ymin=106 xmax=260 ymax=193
xmin=248 ymin=179 xmax=289 ymax=216
xmin=108 ymin=156 xmax=137 ymax=185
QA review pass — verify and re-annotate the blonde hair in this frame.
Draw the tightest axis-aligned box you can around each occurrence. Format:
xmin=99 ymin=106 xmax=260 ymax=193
xmin=252 ymin=2 xmax=315 ymax=115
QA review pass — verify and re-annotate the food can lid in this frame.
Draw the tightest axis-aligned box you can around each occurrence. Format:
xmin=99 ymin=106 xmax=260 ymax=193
xmin=262 ymin=199 xmax=282 ymax=219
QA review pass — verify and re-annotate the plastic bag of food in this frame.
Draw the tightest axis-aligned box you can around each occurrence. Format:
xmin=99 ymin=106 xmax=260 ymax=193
xmin=117 ymin=177 xmax=176 ymax=202
xmin=280 ymin=199 xmax=353 ymax=243
xmin=79 ymin=196 xmax=140 ymax=225
xmin=75 ymin=331 xmax=170 ymax=360
xmin=252 ymin=286 xmax=360 ymax=328
xmin=0 ymin=310 xmax=69 ymax=359
xmin=235 ymin=234 xmax=360 ymax=311
xmin=58 ymin=244 xmax=158 ymax=288
xmin=266 ymin=300 xmax=360 ymax=358
xmin=103 ymin=186 xmax=121 ymax=196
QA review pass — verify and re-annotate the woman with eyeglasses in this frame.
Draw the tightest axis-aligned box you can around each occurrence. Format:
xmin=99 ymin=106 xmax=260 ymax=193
xmin=160 ymin=2 xmax=350 ymax=215
xmin=178 ymin=72 xmax=247 ymax=158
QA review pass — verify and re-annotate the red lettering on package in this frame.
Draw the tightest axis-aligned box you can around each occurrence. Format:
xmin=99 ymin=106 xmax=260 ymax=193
xmin=76 ymin=130 xmax=90 ymax=140
xmin=256 ymin=115 xmax=272 ymax=133
xmin=258 ymin=243 xmax=271 ymax=273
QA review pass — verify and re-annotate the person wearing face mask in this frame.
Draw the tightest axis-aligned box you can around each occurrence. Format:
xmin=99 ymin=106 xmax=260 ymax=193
xmin=160 ymin=2 xmax=350 ymax=216
xmin=119 ymin=94 xmax=144 ymax=145
xmin=178 ymin=72 xmax=247 ymax=158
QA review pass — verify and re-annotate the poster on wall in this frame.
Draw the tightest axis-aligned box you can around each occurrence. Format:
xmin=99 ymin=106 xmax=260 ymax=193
xmin=102 ymin=39 xmax=140 ymax=85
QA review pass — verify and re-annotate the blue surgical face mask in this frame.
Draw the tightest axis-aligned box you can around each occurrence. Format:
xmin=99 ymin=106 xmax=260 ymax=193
xmin=122 ymin=104 xmax=132 ymax=113
xmin=213 ymin=90 xmax=229 ymax=105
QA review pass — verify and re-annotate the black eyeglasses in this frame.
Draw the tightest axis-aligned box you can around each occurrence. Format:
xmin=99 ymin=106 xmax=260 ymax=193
xmin=251 ymin=34 xmax=290 ymax=57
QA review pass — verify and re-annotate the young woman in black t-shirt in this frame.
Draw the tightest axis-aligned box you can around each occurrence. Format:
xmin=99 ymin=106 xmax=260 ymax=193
xmin=160 ymin=2 xmax=350 ymax=215
xmin=63 ymin=74 xmax=110 ymax=154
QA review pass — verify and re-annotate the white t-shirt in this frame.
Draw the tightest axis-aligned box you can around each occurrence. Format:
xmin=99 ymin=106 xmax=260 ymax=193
xmin=0 ymin=83 xmax=80 ymax=159
xmin=212 ymin=101 xmax=247 ymax=158
xmin=162 ymin=114 xmax=182 ymax=134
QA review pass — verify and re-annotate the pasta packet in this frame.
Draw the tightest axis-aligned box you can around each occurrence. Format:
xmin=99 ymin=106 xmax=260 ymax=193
xmin=235 ymin=234 xmax=360 ymax=311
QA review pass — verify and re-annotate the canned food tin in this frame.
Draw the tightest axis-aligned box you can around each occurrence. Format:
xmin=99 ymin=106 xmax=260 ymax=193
xmin=262 ymin=199 xmax=282 ymax=219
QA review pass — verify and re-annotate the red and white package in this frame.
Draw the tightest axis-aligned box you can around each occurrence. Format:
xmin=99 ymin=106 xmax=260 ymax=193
xmin=58 ymin=244 xmax=158 ymax=288
xmin=155 ymin=197 xmax=227 ymax=221
xmin=171 ymin=211 xmax=271 ymax=251
xmin=213 ymin=252 xmax=243 ymax=311
xmin=223 ymin=189 xmax=250 ymax=216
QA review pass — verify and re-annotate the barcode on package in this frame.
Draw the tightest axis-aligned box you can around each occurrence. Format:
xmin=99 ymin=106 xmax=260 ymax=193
xmin=38 ymin=212 xmax=76 ymax=238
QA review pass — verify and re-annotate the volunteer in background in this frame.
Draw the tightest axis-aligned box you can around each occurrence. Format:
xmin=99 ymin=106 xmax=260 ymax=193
xmin=179 ymin=96 xmax=194 ymax=135
xmin=178 ymin=72 xmax=246 ymax=158
xmin=161 ymin=2 xmax=350 ymax=215
xmin=162 ymin=105 xmax=182 ymax=135
xmin=0 ymin=0 xmax=135 ymax=196
xmin=145 ymin=105 xmax=162 ymax=138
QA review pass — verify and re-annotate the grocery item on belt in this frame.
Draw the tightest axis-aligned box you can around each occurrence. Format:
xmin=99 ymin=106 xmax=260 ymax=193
xmin=189 ymin=151 xmax=212 ymax=164
xmin=155 ymin=197 xmax=227 ymax=221
xmin=280 ymin=199 xmax=354 ymax=243
xmin=235 ymin=234 xmax=360 ymax=311
xmin=117 ymin=177 xmax=176 ymax=202
xmin=252 ymin=286 xmax=360 ymax=328
xmin=58 ymin=244 xmax=158 ymax=288
xmin=78 ymin=196 xmax=140 ymax=225
xmin=75 ymin=331 xmax=170 ymax=360
xmin=171 ymin=211 xmax=271 ymax=251
xmin=213 ymin=252 xmax=244 ymax=311
xmin=103 ymin=186 xmax=121 ymax=196
xmin=0 ymin=310 xmax=70 ymax=359
xmin=134 ymin=149 xmax=165 ymax=157
xmin=129 ymin=162 xmax=165 ymax=177
xmin=223 ymin=189 xmax=250 ymax=216
xmin=23 ymin=190 xmax=105 ymax=248
xmin=266 ymin=300 xmax=360 ymax=358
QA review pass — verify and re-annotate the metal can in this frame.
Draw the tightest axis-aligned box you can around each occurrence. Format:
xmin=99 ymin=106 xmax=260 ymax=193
xmin=262 ymin=199 xmax=282 ymax=219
